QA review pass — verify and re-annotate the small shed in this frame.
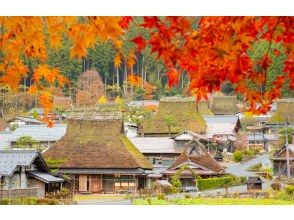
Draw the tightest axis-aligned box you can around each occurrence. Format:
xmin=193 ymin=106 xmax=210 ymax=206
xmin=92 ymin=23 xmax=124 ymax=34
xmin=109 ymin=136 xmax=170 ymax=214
xmin=247 ymin=177 xmax=264 ymax=190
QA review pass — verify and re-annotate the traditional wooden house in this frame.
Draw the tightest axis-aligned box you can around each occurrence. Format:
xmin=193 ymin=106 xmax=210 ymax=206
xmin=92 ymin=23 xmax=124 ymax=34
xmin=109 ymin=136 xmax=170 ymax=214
xmin=0 ymin=150 xmax=64 ymax=199
xmin=266 ymin=99 xmax=294 ymax=134
xmin=141 ymin=97 xmax=207 ymax=136
xmin=162 ymin=139 xmax=225 ymax=187
xmin=271 ymin=143 xmax=294 ymax=177
xmin=204 ymin=115 xmax=241 ymax=152
xmin=211 ymin=95 xmax=239 ymax=115
xmin=247 ymin=177 xmax=263 ymax=190
xmin=0 ymin=124 xmax=67 ymax=149
xmin=130 ymin=131 xmax=211 ymax=167
xmin=43 ymin=109 xmax=152 ymax=194
xmin=53 ymin=96 xmax=72 ymax=109
xmin=75 ymin=70 xmax=105 ymax=106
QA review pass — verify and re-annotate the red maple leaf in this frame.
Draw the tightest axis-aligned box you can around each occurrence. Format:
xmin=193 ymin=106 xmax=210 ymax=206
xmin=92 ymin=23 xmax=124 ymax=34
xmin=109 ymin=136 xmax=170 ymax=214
xmin=119 ymin=16 xmax=133 ymax=28
xmin=132 ymin=36 xmax=146 ymax=53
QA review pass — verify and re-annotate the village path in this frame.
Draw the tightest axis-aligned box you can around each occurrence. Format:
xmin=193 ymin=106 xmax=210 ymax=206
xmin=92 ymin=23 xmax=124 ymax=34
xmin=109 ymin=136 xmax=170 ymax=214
xmin=225 ymin=153 xmax=272 ymax=177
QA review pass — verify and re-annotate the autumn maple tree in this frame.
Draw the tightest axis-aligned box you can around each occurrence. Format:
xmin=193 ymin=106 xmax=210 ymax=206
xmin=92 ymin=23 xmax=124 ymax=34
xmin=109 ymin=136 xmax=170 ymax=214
xmin=0 ymin=16 xmax=293 ymax=126
xmin=130 ymin=16 xmax=293 ymax=114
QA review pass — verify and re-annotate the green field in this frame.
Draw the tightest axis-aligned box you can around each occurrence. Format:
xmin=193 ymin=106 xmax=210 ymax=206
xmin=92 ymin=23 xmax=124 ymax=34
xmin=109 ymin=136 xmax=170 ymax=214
xmin=133 ymin=197 xmax=294 ymax=205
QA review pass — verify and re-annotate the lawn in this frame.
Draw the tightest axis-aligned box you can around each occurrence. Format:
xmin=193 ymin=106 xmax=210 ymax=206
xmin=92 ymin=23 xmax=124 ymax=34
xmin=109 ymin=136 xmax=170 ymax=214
xmin=74 ymin=194 xmax=126 ymax=202
xmin=133 ymin=197 xmax=294 ymax=205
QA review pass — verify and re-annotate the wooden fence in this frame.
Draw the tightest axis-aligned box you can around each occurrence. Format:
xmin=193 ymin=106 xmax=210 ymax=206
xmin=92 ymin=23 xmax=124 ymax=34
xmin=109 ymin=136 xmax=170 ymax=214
xmin=0 ymin=187 xmax=38 ymax=199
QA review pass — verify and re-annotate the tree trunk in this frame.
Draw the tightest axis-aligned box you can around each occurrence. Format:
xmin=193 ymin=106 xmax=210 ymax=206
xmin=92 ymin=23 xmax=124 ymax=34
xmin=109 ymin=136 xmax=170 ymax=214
xmin=116 ymin=67 xmax=119 ymax=86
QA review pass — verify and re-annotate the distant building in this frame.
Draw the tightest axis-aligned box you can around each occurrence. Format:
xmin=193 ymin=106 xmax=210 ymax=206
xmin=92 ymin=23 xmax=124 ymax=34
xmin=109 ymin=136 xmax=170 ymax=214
xmin=7 ymin=116 xmax=44 ymax=126
xmin=203 ymin=115 xmax=241 ymax=152
xmin=271 ymin=143 xmax=294 ymax=178
xmin=0 ymin=150 xmax=64 ymax=199
xmin=53 ymin=96 xmax=72 ymax=109
xmin=0 ymin=124 xmax=67 ymax=149
xmin=162 ymin=139 xmax=225 ymax=188
xmin=141 ymin=97 xmax=207 ymax=136
xmin=211 ymin=95 xmax=239 ymax=115
xmin=265 ymin=99 xmax=294 ymax=134
xmin=75 ymin=70 xmax=105 ymax=106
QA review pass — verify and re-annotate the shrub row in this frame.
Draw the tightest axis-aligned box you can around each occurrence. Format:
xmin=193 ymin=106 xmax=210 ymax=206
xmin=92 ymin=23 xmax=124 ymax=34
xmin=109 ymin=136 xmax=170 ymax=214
xmin=0 ymin=197 xmax=59 ymax=205
xmin=197 ymin=175 xmax=246 ymax=190
xmin=233 ymin=149 xmax=260 ymax=162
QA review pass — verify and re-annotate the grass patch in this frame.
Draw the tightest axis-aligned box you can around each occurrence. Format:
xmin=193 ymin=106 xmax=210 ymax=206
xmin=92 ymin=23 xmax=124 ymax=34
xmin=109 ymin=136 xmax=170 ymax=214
xmin=74 ymin=194 xmax=125 ymax=201
xmin=171 ymin=198 xmax=294 ymax=205
xmin=247 ymin=163 xmax=262 ymax=172
xmin=133 ymin=197 xmax=294 ymax=205
xmin=133 ymin=198 xmax=169 ymax=205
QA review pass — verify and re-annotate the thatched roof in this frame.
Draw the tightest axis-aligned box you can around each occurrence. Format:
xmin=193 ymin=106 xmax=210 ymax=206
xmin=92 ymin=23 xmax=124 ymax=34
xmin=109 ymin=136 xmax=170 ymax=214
xmin=167 ymin=139 xmax=225 ymax=174
xmin=268 ymin=99 xmax=294 ymax=124
xmin=211 ymin=95 xmax=239 ymax=115
xmin=196 ymin=100 xmax=214 ymax=115
xmin=141 ymin=97 xmax=207 ymax=135
xmin=0 ymin=115 xmax=6 ymax=131
xmin=43 ymin=118 xmax=152 ymax=170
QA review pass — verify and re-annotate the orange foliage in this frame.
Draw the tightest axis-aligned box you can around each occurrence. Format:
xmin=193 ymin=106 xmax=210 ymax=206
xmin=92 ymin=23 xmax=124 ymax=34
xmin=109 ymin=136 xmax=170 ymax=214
xmin=0 ymin=16 xmax=126 ymax=126
xmin=145 ymin=104 xmax=157 ymax=112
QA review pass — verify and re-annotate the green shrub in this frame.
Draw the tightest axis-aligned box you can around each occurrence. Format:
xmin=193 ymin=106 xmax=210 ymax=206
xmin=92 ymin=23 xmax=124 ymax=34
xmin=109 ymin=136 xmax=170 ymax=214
xmin=271 ymin=182 xmax=281 ymax=191
xmin=198 ymin=175 xmax=244 ymax=190
xmin=185 ymin=194 xmax=191 ymax=199
xmin=233 ymin=150 xmax=243 ymax=162
xmin=0 ymin=199 xmax=9 ymax=205
xmin=36 ymin=198 xmax=58 ymax=205
xmin=285 ymin=185 xmax=294 ymax=195
xmin=157 ymin=193 xmax=165 ymax=200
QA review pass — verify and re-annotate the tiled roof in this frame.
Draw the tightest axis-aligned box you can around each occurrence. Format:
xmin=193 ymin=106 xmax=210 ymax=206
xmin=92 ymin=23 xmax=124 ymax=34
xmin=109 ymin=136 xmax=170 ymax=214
xmin=57 ymin=168 xmax=147 ymax=175
xmin=246 ymin=133 xmax=266 ymax=141
xmin=6 ymin=124 xmax=67 ymax=142
xmin=0 ymin=150 xmax=45 ymax=176
xmin=129 ymin=137 xmax=176 ymax=153
xmin=203 ymin=115 xmax=239 ymax=124
xmin=29 ymin=108 xmax=44 ymax=115
xmin=28 ymin=171 xmax=64 ymax=183
xmin=205 ymin=123 xmax=236 ymax=137
xmin=128 ymin=100 xmax=159 ymax=107
xmin=168 ymin=139 xmax=225 ymax=174
xmin=8 ymin=116 xmax=44 ymax=124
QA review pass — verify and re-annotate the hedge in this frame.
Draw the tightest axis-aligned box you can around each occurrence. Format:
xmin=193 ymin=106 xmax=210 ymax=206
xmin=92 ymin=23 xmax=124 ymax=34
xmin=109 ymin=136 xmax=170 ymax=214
xmin=197 ymin=175 xmax=246 ymax=190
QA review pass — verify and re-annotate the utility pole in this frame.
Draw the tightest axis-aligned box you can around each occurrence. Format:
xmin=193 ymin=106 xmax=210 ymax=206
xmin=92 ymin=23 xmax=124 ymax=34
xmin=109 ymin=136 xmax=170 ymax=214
xmin=285 ymin=117 xmax=291 ymax=180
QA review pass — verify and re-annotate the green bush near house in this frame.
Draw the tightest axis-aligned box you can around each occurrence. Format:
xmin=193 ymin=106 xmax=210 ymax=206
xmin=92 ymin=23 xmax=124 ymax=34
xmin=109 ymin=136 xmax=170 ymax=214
xmin=285 ymin=185 xmax=294 ymax=195
xmin=233 ymin=150 xmax=243 ymax=162
xmin=197 ymin=175 xmax=246 ymax=191
xmin=0 ymin=197 xmax=59 ymax=205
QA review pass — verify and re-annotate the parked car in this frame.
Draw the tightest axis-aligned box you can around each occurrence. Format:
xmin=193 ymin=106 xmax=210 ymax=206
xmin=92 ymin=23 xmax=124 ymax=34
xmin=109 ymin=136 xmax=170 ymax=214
xmin=182 ymin=186 xmax=198 ymax=192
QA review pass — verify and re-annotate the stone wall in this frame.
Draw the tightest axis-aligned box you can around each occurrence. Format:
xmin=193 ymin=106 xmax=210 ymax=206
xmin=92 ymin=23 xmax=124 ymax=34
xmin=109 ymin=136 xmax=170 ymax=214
xmin=0 ymin=187 xmax=38 ymax=199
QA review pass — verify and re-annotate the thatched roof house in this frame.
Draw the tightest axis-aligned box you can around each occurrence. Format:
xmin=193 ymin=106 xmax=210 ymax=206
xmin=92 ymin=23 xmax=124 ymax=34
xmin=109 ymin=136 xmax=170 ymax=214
xmin=44 ymin=108 xmax=152 ymax=193
xmin=141 ymin=97 xmax=207 ymax=136
xmin=44 ymin=119 xmax=152 ymax=170
xmin=211 ymin=95 xmax=239 ymax=115
xmin=75 ymin=70 xmax=105 ymax=106
xmin=268 ymin=99 xmax=294 ymax=124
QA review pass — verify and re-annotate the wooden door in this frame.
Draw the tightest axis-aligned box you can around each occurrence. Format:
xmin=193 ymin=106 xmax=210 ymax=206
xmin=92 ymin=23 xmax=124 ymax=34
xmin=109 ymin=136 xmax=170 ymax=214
xmin=91 ymin=175 xmax=100 ymax=193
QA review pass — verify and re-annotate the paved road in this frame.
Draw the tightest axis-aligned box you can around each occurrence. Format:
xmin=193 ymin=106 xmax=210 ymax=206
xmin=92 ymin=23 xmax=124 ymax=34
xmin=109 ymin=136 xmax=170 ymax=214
xmin=225 ymin=153 xmax=272 ymax=177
